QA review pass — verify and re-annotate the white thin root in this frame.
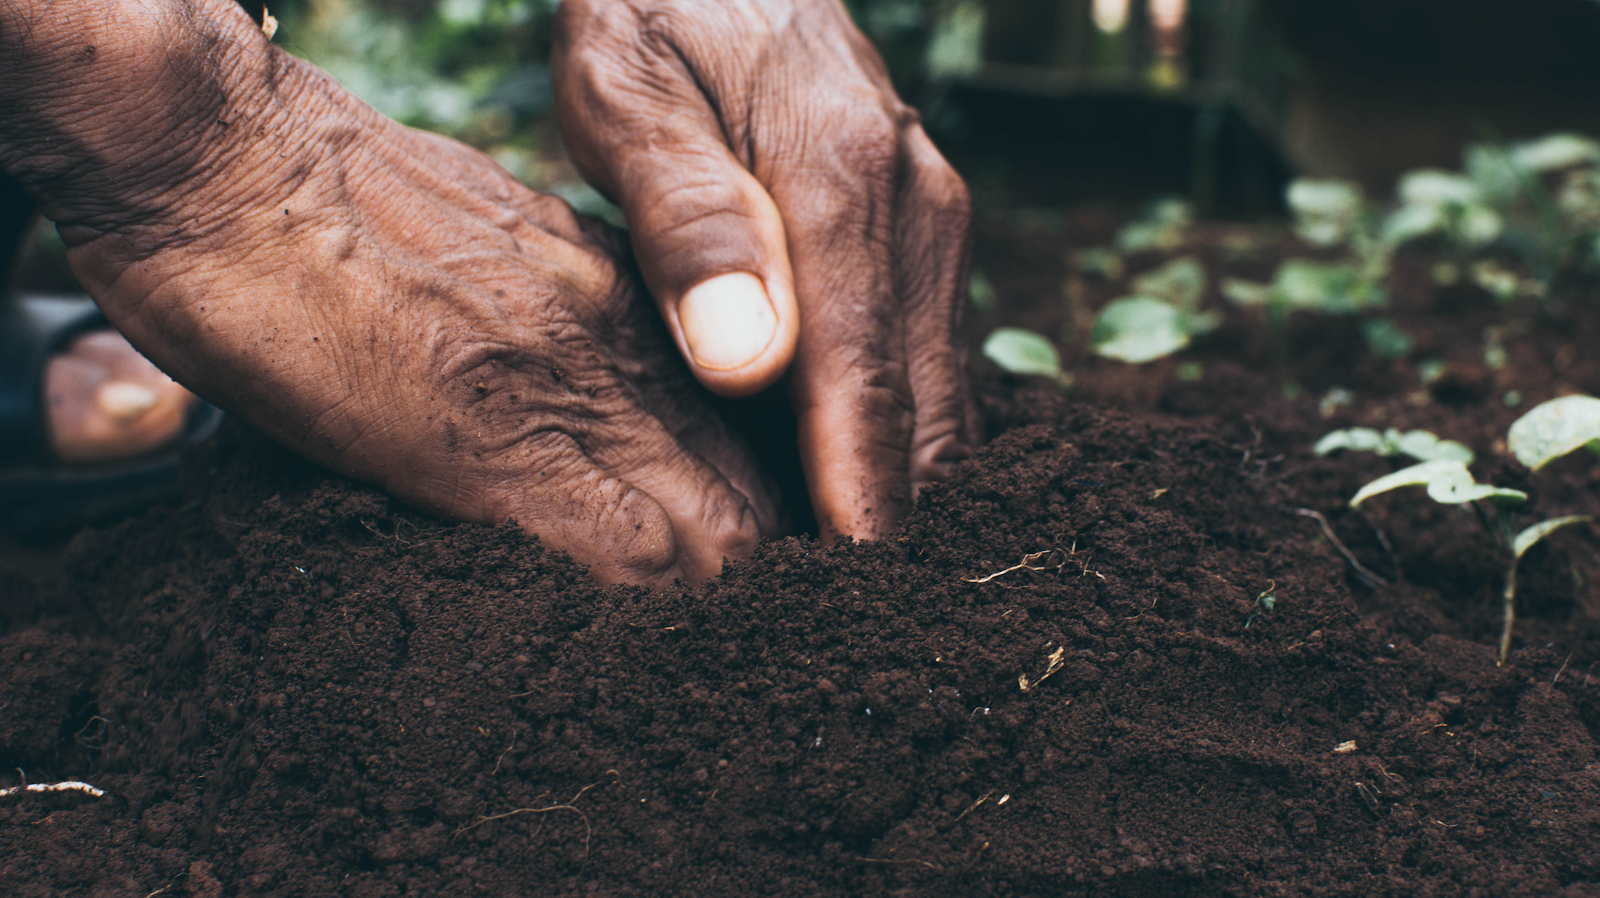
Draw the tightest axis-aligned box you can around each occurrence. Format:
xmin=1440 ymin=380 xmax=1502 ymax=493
xmin=0 ymin=781 xmax=106 ymax=799
xmin=964 ymin=549 xmax=1066 ymax=583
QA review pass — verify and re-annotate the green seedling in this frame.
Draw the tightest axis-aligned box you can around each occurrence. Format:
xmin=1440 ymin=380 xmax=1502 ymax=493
xmin=1348 ymin=459 xmax=1525 ymax=508
xmin=1506 ymin=394 xmax=1600 ymax=470
xmin=1244 ymin=580 xmax=1277 ymax=629
xmin=1224 ymin=258 xmax=1386 ymax=320
xmin=1314 ymin=427 xmax=1474 ymax=464
xmin=1114 ymin=197 xmax=1193 ymax=254
xmin=982 ymin=327 xmax=1072 ymax=387
xmin=1090 ymin=257 xmax=1220 ymax=364
xmin=1090 ymin=296 xmax=1219 ymax=363
xmin=1287 ymin=179 xmax=1365 ymax=248
xmin=1380 ymin=169 xmax=1503 ymax=252
xmin=1223 ymin=254 xmax=1397 ymax=368
xmin=1462 ymin=133 xmax=1600 ymax=280
xmin=1340 ymin=394 xmax=1600 ymax=663
xmin=968 ymin=269 xmax=996 ymax=311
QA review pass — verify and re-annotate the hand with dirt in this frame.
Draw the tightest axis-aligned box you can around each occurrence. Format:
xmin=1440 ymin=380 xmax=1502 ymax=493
xmin=2 ymin=0 xmax=780 ymax=584
xmin=0 ymin=0 xmax=973 ymax=583
xmin=553 ymin=0 xmax=979 ymax=542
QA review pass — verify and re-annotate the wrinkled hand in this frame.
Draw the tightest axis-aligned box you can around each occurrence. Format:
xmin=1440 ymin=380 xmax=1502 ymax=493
xmin=1 ymin=0 xmax=780 ymax=584
xmin=554 ymin=0 xmax=979 ymax=542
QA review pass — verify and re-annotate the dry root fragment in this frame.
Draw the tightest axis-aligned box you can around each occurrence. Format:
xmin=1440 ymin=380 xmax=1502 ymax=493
xmin=0 ymin=781 xmax=106 ymax=799
xmin=1020 ymin=646 xmax=1067 ymax=692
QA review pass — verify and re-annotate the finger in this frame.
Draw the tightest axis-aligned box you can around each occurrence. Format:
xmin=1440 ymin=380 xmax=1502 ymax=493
xmin=763 ymin=102 xmax=918 ymax=543
xmin=894 ymin=126 xmax=979 ymax=495
xmin=553 ymin=1 xmax=799 ymax=398
xmin=482 ymin=402 xmax=772 ymax=587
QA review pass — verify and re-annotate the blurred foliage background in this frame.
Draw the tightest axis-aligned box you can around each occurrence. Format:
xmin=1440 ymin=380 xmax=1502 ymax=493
xmin=257 ymin=0 xmax=1600 ymax=220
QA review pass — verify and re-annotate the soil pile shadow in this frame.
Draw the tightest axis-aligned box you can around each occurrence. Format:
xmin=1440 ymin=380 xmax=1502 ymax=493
xmin=2 ymin=387 xmax=1598 ymax=896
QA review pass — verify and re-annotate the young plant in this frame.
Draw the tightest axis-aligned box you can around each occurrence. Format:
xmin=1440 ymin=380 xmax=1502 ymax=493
xmin=1224 ymin=179 xmax=1405 ymax=367
xmin=1314 ymin=427 xmax=1473 ymax=464
xmin=1090 ymin=256 xmax=1220 ymax=364
xmin=982 ymin=327 xmax=1073 ymax=387
xmin=1333 ymin=395 xmax=1600 ymax=664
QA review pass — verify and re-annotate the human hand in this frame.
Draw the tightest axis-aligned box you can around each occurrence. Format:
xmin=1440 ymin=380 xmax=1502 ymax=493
xmin=1 ymin=0 xmax=780 ymax=584
xmin=553 ymin=0 xmax=979 ymax=543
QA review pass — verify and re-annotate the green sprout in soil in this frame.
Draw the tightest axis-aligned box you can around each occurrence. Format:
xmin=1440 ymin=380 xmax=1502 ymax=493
xmin=1328 ymin=395 xmax=1600 ymax=664
xmin=1314 ymin=427 xmax=1474 ymax=464
xmin=984 ymin=255 xmax=1220 ymax=377
xmin=1091 ymin=256 xmax=1221 ymax=364
xmin=1244 ymin=580 xmax=1277 ymax=629
xmin=982 ymin=327 xmax=1073 ymax=387
xmin=1114 ymin=197 xmax=1194 ymax=254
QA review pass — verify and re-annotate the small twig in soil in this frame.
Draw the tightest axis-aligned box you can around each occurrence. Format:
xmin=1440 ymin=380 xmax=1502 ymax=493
xmin=466 ymin=772 xmax=618 ymax=862
xmin=74 ymin=715 xmax=110 ymax=750
xmin=963 ymin=543 xmax=1105 ymax=585
xmin=1552 ymin=651 xmax=1574 ymax=684
xmin=953 ymin=790 xmax=994 ymax=823
xmin=1353 ymin=781 xmax=1382 ymax=813
xmin=1294 ymin=509 xmax=1389 ymax=589
xmin=1018 ymin=646 xmax=1067 ymax=692
xmin=0 ymin=779 xmax=106 ymax=799
xmin=962 ymin=549 xmax=1067 ymax=583
xmin=853 ymin=856 xmax=937 ymax=870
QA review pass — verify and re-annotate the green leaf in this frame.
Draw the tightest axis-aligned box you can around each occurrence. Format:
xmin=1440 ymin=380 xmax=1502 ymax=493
xmin=1398 ymin=170 xmax=1482 ymax=206
xmin=1220 ymin=279 xmax=1272 ymax=307
xmin=1391 ymin=429 xmax=1474 ymax=463
xmin=1457 ymin=203 xmax=1504 ymax=247
xmin=1272 ymin=260 xmax=1382 ymax=313
xmin=983 ymin=327 xmax=1063 ymax=379
xmin=1351 ymin=459 xmax=1525 ymax=507
xmin=1426 ymin=471 xmax=1527 ymax=505
xmin=1380 ymin=203 xmax=1445 ymax=247
xmin=1132 ymin=257 xmax=1206 ymax=311
xmin=1074 ymin=247 xmax=1124 ymax=280
xmin=1315 ymin=427 xmax=1473 ymax=463
xmin=1114 ymin=198 xmax=1192 ymax=253
xmin=1286 ymin=179 xmax=1364 ymax=247
xmin=1091 ymin=296 xmax=1191 ymax=364
xmin=1512 ymin=133 xmax=1600 ymax=173
xmin=1507 ymin=395 xmax=1600 ymax=470
xmin=1512 ymin=515 xmax=1593 ymax=561
xmin=1315 ymin=428 xmax=1387 ymax=456
xmin=1362 ymin=318 xmax=1414 ymax=359
xmin=968 ymin=270 xmax=996 ymax=311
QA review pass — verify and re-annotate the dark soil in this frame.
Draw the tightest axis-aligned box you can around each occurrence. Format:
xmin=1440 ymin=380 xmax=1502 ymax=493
xmin=2 ymin=211 xmax=1598 ymax=897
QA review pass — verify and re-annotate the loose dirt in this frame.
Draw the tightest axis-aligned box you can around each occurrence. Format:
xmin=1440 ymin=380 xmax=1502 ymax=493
xmin=2 ymin=211 xmax=1597 ymax=897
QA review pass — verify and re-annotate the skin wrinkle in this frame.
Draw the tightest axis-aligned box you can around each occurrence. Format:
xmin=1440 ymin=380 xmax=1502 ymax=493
xmin=6 ymin=0 xmax=972 ymax=581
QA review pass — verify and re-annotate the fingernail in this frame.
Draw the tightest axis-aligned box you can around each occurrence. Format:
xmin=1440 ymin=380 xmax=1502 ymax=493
xmin=97 ymin=381 xmax=160 ymax=424
xmin=679 ymin=272 xmax=778 ymax=371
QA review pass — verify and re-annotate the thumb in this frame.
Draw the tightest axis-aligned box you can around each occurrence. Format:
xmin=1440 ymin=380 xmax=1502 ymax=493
xmin=553 ymin=14 xmax=797 ymax=397
xmin=623 ymin=155 xmax=799 ymax=398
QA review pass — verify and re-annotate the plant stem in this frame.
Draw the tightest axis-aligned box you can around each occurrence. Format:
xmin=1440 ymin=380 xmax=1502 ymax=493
xmin=1499 ymin=557 xmax=1519 ymax=666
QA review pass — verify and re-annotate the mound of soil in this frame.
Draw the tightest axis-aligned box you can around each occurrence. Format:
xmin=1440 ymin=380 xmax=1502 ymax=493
xmin=2 ymin=213 xmax=1598 ymax=897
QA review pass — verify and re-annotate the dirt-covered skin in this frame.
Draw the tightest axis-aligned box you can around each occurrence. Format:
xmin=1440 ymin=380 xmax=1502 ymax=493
xmin=1 ymin=214 xmax=1598 ymax=896
xmin=2 ymin=0 xmax=978 ymax=581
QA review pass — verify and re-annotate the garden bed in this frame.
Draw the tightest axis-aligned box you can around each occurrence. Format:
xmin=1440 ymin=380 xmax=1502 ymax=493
xmin=1 ymin=208 xmax=1597 ymax=897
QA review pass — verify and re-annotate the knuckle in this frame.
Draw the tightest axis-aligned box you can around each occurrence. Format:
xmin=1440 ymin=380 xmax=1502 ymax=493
xmin=828 ymin=103 xmax=901 ymax=165
xmin=600 ymin=489 xmax=682 ymax=580
xmin=925 ymin=162 xmax=973 ymax=223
